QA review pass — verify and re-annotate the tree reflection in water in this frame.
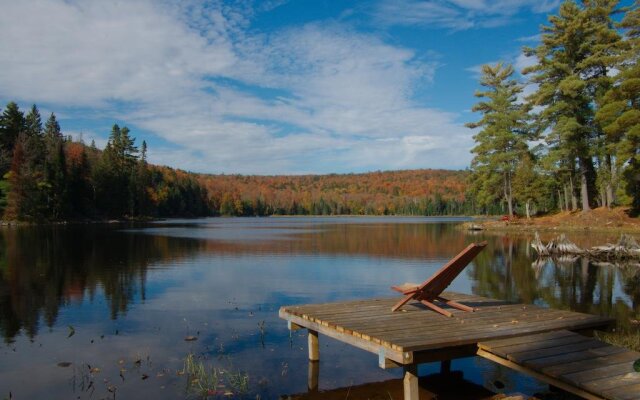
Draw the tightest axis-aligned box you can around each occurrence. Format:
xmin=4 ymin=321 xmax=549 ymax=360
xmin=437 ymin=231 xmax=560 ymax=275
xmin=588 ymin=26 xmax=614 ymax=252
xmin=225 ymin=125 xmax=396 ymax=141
xmin=0 ymin=219 xmax=637 ymax=399
xmin=0 ymin=224 xmax=202 ymax=341
xmin=470 ymin=235 xmax=640 ymax=331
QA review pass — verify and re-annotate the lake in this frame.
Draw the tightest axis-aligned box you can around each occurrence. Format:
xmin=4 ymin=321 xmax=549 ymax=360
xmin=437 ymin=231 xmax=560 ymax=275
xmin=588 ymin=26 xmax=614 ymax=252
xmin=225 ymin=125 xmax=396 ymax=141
xmin=0 ymin=217 xmax=637 ymax=399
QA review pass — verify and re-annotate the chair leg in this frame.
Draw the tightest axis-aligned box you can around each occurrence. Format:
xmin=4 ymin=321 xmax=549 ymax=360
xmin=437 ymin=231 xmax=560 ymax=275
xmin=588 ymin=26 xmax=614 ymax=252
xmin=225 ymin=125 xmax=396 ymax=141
xmin=391 ymin=294 xmax=415 ymax=312
xmin=420 ymin=300 xmax=453 ymax=317
xmin=436 ymin=296 xmax=474 ymax=312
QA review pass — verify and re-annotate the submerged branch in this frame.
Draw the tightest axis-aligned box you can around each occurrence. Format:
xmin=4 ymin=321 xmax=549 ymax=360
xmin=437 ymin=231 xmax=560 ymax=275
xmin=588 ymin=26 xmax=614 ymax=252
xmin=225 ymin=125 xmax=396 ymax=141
xmin=532 ymin=233 xmax=640 ymax=261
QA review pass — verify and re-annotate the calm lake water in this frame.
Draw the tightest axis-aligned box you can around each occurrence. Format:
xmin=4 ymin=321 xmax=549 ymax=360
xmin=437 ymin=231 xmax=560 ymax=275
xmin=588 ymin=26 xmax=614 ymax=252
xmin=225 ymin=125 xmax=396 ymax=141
xmin=0 ymin=217 xmax=638 ymax=399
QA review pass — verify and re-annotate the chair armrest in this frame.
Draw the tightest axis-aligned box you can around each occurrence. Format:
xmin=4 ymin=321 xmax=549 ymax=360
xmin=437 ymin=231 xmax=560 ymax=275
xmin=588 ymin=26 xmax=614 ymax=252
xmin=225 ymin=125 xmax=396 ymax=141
xmin=391 ymin=283 xmax=419 ymax=294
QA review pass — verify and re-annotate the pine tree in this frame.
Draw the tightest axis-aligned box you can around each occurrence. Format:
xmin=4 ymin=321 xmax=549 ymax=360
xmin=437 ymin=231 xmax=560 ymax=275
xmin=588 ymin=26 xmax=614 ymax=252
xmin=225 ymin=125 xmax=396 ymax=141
xmin=512 ymin=154 xmax=550 ymax=219
xmin=582 ymin=0 xmax=625 ymax=208
xmin=596 ymin=1 xmax=640 ymax=211
xmin=524 ymin=0 xmax=624 ymax=211
xmin=95 ymin=124 xmax=140 ymax=217
xmin=0 ymin=102 xmax=25 ymax=176
xmin=43 ymin=113 xmax=67 ymax=218
xmin=5 ymin=105 xmax=48 ymax=220
xmin=133 ymin=140 xmax=152 ymax=216
xmin=466 ymin=63 xmax=531 ymax=217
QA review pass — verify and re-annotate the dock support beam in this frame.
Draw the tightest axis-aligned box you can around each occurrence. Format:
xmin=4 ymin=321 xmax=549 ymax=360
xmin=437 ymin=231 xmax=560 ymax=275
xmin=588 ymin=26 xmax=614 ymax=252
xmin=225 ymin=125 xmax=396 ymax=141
xmin=403 ymin=365 xmax=419 ymax=400
xmin=307 ymin=360 xmax=319 ymax=391
xmin=308 ymin=329 xmax=319 ymax=361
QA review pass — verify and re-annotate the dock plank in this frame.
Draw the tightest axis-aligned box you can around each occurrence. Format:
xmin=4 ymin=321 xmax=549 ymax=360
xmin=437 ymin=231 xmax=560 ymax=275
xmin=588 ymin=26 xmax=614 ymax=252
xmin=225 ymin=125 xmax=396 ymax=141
xmin=280 ymin=292 xmax=612 ymax=354
xmin=478 ymin=330 xmax=640 ymax=400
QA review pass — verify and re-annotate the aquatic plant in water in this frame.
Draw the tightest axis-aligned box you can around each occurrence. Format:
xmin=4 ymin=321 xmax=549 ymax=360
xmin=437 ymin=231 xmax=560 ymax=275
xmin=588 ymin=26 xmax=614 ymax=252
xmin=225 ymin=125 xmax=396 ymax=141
xmin=183 ymin=353 xmax=250 ymax=398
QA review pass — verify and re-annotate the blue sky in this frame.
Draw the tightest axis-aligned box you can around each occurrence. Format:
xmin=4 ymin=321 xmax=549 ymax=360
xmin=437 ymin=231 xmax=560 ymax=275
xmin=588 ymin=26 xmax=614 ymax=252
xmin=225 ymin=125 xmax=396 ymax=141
xmin=0 ymin=0 xmax=560 ymax=174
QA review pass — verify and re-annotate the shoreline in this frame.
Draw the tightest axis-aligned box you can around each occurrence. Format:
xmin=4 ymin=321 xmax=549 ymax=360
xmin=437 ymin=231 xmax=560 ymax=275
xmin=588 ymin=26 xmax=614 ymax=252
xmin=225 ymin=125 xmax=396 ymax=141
xmin=469 ymin=207 xmax=640 ymax=234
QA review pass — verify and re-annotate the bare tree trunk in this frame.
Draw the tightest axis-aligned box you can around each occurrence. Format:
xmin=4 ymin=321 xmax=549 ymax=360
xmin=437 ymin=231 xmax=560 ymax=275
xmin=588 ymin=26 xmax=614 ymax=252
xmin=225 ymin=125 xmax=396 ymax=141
xmin=504 ymin=174 xmax=513 ymax=217
xmin=558 ymin=189 xmax=564 ymax=212
xmin=525 ymin=199 xmax=531 ymax=219
xmin=607 ymin=154 xmax=615 ymax=207
xmin=581 ymin=170 xmax=590 ymax=211
xmin=570 ymin=176 xmax=578 ymax=211
xmin=564 ymin=184 xmax=570 ymax=211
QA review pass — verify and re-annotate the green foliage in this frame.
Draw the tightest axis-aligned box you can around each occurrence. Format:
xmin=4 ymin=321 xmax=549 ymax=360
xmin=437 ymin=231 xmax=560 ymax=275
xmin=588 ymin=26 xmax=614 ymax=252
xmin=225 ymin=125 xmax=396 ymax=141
xmin=596 ymin=2 xmax=640 ymax=211
xmin=468 ymin=0 xmax=639 ymax=215
xmin=0 ymin=102 xmax=25 ymax=175
xmin=0 ymin=102 xmax=211 ymax=221
xmin=466 ymin=63 xmax=532 ymax=216
xmin=523 ymin=0 xmax=625 ymax=211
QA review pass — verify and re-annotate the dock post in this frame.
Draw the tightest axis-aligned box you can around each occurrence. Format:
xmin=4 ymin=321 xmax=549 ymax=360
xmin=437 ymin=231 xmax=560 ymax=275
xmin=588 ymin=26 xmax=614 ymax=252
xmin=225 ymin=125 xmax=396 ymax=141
xmin=308 ymin=329 xmax=319 ymax=361
xmin=307 ymin=360 xmax=319 ymax=391
xmin=403 ymin=364 xmax=419 ymax=400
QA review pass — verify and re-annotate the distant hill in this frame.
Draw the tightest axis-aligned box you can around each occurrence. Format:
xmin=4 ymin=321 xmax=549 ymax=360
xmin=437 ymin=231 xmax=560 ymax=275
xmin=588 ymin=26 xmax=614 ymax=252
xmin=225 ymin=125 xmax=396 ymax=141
xmin=198 ymin=169 xmax=471 ymax=216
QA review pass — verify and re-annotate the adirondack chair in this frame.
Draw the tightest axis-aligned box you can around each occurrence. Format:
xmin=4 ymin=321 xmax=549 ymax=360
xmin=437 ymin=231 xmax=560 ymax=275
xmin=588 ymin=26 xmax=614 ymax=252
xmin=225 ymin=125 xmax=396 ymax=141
xmin=391 ymin=241 xmax=487 ymax=317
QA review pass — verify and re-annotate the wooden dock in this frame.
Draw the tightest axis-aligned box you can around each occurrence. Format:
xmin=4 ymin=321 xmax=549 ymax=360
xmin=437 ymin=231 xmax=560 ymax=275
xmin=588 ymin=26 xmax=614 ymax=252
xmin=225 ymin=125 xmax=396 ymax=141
xmin=478 ymin=330 xmax=640 ymax=400
xmin=279 ymin=292 xmax=616 ymax=399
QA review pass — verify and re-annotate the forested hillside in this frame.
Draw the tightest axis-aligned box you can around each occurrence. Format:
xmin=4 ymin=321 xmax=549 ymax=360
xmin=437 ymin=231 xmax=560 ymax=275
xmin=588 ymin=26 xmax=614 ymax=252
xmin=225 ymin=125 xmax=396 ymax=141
xmin=0 ymin=102 xmax=472 ymax=221
xmin=467 ymin=1 xmax=639 ymax=218
xmin=198 ymin=169 xmax=471 ymax=216
xmin=0 ymin=103 xmax=209 ymax=221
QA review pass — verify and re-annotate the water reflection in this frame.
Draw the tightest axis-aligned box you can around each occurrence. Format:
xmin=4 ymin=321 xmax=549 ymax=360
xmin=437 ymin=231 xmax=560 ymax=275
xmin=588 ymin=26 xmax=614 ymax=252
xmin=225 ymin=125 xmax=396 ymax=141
xmin=469 ymin=234 xmax=640 ymax=331
xmin=0 ymin=218 xmax=637 ymax=399
xmin=0 ymin=225 xmax=203 ymax=341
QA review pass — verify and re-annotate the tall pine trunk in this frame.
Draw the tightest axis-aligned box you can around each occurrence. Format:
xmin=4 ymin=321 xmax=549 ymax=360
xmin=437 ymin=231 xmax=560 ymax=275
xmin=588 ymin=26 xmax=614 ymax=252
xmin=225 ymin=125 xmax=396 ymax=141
xmin=606 ymin=154 xmax=615 ymax=207
xmin=569 ymin=176 xmax=578 ymax=211
xmin=580 ymin=164 xmax=591 ymax=211
xmin=558 ymin=189 xmax=564 ymax=211
xmin=504 ymin=173 xmax=513 ymax=217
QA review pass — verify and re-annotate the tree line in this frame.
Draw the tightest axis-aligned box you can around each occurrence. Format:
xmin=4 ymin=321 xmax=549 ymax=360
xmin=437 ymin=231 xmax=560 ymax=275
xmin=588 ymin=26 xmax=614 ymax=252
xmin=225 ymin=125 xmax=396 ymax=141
xmin=0 ymin=102 xmax=209 ymax=221
xmin=198 ymin=169 xmax=472 ymax=217
xmin=0 ymin=102 xmax=474 ymax=221
xmin=468 ymin=0 xmax=639 ymax=218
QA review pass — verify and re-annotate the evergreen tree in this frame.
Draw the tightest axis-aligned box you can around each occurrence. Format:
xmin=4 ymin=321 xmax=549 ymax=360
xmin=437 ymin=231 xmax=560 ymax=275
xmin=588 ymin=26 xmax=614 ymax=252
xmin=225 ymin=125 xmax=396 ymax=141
xmin=583 ymin=0 xmax=625 ymax=208
xmin=66 ymin=143 xmax=92 ymax=218
xmin=95 ymin=124 xmax=140 ymax=217
xmin=43 ymin=113 xmax=67 ymax=218
xmin=512 ymin=154 xmax=550 ymax=219
xmin=0 ymin=102 xmax=25 ymax=175
xmin=596 ymin=1 xmax=640 ymax=211
xmin=466 ymin=63 xmax=531 ymax=217
xmin=5 ymin=105 xmax=48 ymax=220
xmin=524 ymin=0 xmax=624 ymax=211
xmin=23 ymin=105 xmax=45 ymax=171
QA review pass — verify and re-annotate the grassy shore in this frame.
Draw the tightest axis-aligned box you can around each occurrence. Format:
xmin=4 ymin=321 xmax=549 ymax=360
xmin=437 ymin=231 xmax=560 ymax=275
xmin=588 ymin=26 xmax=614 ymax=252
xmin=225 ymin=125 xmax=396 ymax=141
xmin=475 ymin=207 xmax=640 ymax=234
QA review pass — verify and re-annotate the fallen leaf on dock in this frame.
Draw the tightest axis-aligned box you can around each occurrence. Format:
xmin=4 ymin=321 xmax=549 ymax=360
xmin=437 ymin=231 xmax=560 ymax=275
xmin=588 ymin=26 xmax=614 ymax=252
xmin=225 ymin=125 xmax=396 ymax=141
xmin=184 ymin=336 xmax=198 ymax=341
xmin=57 ymin=362 xmax=72 ymax=367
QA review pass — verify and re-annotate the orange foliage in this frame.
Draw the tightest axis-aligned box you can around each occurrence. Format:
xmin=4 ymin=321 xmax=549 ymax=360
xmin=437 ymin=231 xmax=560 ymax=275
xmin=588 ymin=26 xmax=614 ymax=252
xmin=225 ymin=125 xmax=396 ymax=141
xmin=198 ymin=169 xmax=469 ymax=215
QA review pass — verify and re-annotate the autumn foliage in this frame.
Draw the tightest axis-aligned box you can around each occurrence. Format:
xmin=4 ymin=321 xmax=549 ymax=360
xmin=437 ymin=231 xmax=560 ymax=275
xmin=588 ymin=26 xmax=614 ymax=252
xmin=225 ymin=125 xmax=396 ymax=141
xmin=198 ymin=169 xmax=470 ymax=216
xmin=0 ymin=103 xmax=472 ymax=221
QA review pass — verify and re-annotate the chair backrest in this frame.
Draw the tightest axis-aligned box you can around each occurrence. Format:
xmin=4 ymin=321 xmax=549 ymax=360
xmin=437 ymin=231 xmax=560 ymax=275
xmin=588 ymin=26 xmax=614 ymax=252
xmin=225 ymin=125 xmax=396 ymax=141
xmin=418 ymin=242 xmax=487 ymax=298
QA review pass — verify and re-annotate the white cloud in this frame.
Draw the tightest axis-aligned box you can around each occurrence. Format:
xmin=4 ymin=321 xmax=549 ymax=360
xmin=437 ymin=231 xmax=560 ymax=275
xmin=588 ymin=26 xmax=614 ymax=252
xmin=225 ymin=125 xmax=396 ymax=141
xmin=514 ymin=53 xmax=537 ymax=73
xmin=0 ymin=0 xmax=475 ymax=174
xmin=373 ymin=0 xmax=560 ymax=30
xmin=516 ymin=34 xmax=541 ymax=43
xmin=0 ymin=0 xmax=235 ymax=106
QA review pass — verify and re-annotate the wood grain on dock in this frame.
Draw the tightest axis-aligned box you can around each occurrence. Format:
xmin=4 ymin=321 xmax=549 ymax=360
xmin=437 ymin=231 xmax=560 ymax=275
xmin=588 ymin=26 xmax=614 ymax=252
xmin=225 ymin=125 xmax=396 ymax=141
xmin=478 ymin=330 xmax=640 ymax=400
xmin=279 ymin=292 xmax=614 ymax=366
